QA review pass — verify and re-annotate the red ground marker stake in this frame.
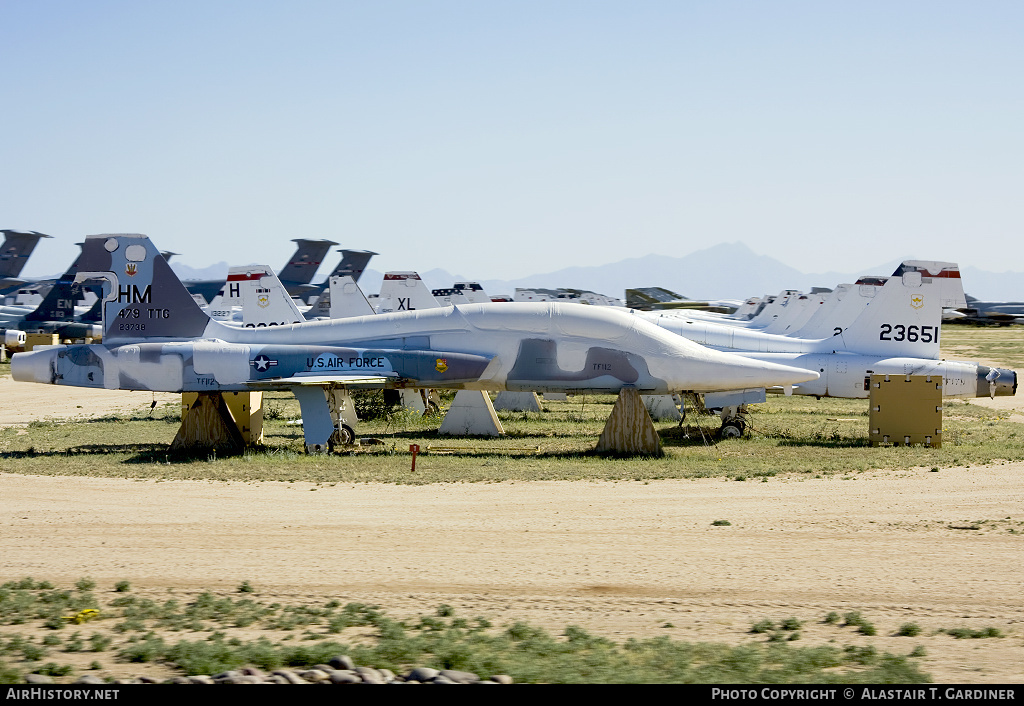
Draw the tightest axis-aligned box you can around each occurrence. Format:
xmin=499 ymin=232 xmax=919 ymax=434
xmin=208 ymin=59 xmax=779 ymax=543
xmin=409 ymin=444 xmax=420 ymax=472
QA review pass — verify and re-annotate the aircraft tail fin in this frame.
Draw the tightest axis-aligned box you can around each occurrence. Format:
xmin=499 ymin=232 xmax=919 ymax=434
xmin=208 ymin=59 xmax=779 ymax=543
xmin=79 ymin=296 xmax=102 ymax=323
xmin=375 ymin=272 xmax=439 ymax=313
xmin=75 ymin=234 xmax=212 ymax=341
xmin=326 ymin=249 xmax=377 ymax=282
xmin=324 ymin=275 xmax=375 ymax=318
xmin=229 ymin=265 xmax=305 ymax=327
xmin=836 ymin=261 xmax=962 ymax=358
xmin=22 ymin=278 xmax=80 ymax=323
xmin=277 ymin=238 xmax=337 ymax=287
xmin=0 ymin=230 xmax=52 ymax=278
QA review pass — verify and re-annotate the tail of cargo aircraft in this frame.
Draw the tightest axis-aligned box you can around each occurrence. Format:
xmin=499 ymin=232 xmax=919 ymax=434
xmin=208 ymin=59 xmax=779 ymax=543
xmin=0 ymin=230 xmax=52 ymax=279
xmin=324 ymin=249 xmax=376 ymax=283
xmin=276 ymin=238 xmax=337 ymax=288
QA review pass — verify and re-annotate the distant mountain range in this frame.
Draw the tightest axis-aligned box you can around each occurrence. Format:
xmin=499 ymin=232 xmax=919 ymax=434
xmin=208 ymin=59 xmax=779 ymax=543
xmin=170 ymin=242 xmax=1023 ymax=303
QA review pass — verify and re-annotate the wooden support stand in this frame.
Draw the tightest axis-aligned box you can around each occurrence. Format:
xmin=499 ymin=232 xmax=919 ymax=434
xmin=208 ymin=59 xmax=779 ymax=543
xmin=173 ymin=392 xmax=264 ymax=452
xmin=596 ymin=388 xmax=662 ymax=455
xmin=868 ymin=374 xmax=942 ymax=448
xmin=24 ymin=333 xmax=59 ymax=351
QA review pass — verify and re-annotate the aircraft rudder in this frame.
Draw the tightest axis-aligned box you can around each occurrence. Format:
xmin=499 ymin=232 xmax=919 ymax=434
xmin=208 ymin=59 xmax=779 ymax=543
xmin=837 ymin=262 xmax=952 ymax=358
xmin=76 ymin=234 xmax=211 ymax=341
xmin=278 ymin=239 xmax=337 ymax=286
xmin=0 ymin=230 xmax=52 ymax=278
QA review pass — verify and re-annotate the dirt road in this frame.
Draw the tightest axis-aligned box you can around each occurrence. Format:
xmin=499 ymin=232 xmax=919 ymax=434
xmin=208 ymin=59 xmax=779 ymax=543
xmin=1 ymin=375 xmax=1021 ymax=682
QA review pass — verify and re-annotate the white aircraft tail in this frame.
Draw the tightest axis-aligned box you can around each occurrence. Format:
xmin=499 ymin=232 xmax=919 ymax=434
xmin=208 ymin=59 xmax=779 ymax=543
xmin=836 ymin=261 xmax=964 ymax=359
xmin=375 ymin=272 xmax=439 ymax=313
xmin=326 ymin=275 xmax=376 ymax=318
xmin=230 ymin=265 xmax=305 ymax=327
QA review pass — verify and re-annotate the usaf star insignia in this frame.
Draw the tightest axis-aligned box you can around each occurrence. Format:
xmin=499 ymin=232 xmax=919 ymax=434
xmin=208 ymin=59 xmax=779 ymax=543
xmin=251 ymin=354 xmax=278 ymax=372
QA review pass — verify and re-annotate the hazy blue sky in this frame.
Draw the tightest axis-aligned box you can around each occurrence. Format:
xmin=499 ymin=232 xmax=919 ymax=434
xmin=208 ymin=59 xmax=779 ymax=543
xmin=3 ymin=1 xmax=1021 ymax=280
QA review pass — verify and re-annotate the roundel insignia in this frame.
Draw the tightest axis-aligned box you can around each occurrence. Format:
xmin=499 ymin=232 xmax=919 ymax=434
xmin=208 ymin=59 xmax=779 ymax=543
xmin=435 ymin=358 xmax=448 ymax=373
xmin=910 ymin=295 xmax=924 ymax=309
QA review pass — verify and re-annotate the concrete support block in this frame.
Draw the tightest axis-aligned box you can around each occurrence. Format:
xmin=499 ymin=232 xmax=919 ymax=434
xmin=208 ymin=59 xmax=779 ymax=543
xmin=492 ymin=391 xmax=542 ymax=412
xmin=641 ymin=394 xmax=682 ymax=421
xmin=438 ymin=390 xmax=504 ymax=437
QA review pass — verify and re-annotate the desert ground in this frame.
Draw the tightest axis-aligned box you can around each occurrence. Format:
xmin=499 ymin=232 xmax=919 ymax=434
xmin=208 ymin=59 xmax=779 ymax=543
xmin=0 ymin=375 xmax=1022 ymax=683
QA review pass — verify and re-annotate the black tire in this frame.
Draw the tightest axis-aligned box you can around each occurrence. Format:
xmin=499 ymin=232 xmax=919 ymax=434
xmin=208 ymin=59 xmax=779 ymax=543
xmin=719 ymin=420 xmax=745 ymax=439
xmin=329 ymin=424 xmax=356 ymax=449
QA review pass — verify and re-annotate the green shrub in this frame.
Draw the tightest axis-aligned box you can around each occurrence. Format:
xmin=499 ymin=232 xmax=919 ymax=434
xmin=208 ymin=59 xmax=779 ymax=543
xmin=88 ymin=634 xmax=112 ymax=652
xmin=943 ymin=627 xmax=1003 ymax=639
xmin=781 ymin=617 xmax=803 ymax=631
xmin=897 ymin=623 xmax=921 ymax=637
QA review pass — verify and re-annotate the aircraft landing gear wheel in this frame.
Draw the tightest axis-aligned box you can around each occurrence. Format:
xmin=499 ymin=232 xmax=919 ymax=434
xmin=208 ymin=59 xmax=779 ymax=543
xmin=329 ymin=424 xmax=356 ymax=450
xmin=719 ymin=420 xmax=745 ymax=439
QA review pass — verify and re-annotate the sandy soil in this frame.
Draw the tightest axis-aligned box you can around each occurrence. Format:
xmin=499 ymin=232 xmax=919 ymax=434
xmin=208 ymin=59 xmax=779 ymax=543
xmin=1 ymin=376 xmax=1022 ymax=683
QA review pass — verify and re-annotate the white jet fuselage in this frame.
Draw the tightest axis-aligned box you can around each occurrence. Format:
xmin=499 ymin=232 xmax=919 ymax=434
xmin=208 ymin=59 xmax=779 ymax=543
xmin=13 ymin=303 xmax=820 ymax=396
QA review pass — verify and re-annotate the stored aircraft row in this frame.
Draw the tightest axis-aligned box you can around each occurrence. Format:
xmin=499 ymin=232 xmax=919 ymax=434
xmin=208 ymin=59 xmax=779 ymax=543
xmin=8 ymin=233 xmax=1018 ymax=447
xmin=11 ymin=234 xmax=821 ymax=450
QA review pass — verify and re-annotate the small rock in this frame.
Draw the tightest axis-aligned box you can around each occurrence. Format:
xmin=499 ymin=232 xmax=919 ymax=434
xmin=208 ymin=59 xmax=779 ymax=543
xmin=405 ymin=667 xmax=440 ymax=683
xmin=271 ymin=669 xmax=308 ymax=684
xmin=74 ymin=676 xmax=106 ymax=685
xmin=24 ymin=674 xmax=53 ymax=685
xmin=329 ymin=670 xmax=361 ymax=684
xmin=440 ymin=669 xmax=479 ymax=684
xmin=329 ymin=655 xmax=356 ymax=671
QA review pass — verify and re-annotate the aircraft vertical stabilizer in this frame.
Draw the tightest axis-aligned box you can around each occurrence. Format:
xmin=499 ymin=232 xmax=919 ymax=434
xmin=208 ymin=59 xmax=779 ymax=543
xmin=0 ymin=230 xmax=52 ymax=279
xmin=836 ymin=262 xmax=963 ymax=359
xmin=327 ymin=276 xmax=376 ymax=319
xmin=375 ymin=272 xmax=440 ymax=313
xmin=277 ymin=239 xmax=337 ymax=288
xmin=230 ymin=266 xmax=305 ymax=327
